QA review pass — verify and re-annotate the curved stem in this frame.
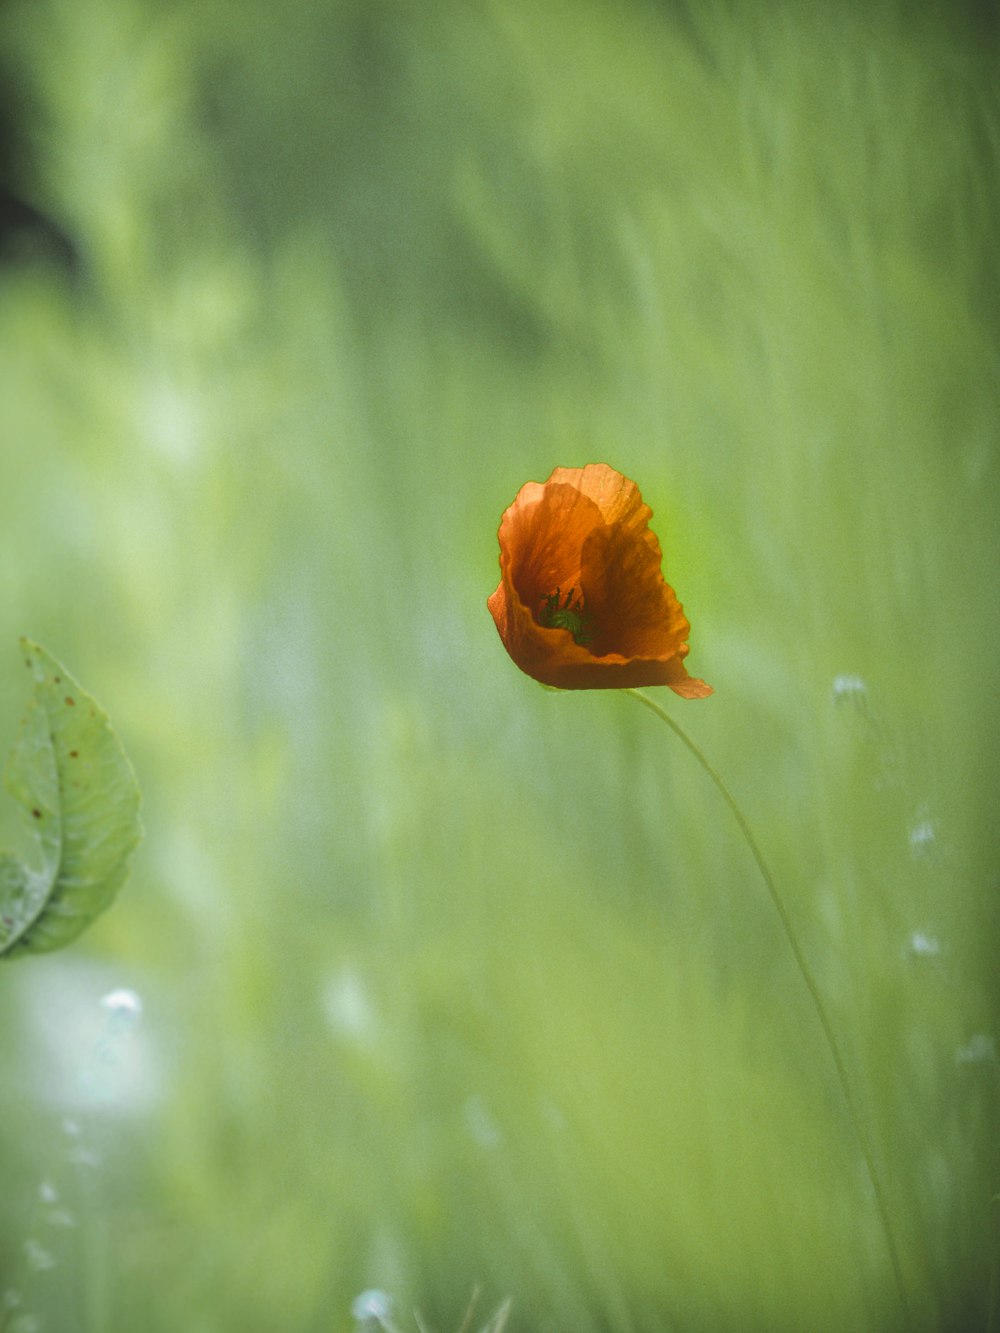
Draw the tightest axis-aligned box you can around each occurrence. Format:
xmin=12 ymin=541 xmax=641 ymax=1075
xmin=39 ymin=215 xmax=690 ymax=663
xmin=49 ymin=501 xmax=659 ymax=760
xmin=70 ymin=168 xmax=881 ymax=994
xmin=624 ymin=687 xmax=911 ymax=1329
xmin=987 ymin=1193 xmax=1000 ymax=1333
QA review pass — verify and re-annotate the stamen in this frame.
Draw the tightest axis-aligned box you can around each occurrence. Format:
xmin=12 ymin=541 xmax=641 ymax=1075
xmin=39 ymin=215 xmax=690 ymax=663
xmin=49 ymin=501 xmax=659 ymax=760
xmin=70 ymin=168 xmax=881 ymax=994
xmin=538 ymin=587 xmax=591 ymax=645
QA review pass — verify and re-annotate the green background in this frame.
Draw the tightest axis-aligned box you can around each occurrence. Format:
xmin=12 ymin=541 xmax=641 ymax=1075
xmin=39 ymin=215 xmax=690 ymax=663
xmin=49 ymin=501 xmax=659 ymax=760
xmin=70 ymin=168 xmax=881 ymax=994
xmin=0 ymin=1 xmax=997 ymax=1329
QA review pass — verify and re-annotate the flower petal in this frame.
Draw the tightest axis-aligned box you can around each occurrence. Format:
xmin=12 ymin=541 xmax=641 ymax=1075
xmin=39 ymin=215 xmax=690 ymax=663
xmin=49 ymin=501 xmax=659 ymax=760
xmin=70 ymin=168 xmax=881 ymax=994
xmin=579 ymin=523 xmax=688 ymax=659
xmin=500 ymin=480 xmax=604 ymax=611
xmin=547 ymin=464 xmax=662 ymax=559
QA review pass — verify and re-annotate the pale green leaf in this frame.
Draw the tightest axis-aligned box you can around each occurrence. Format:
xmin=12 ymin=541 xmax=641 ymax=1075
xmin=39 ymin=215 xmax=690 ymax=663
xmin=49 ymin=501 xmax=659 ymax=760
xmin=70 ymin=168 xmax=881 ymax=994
xmin=0 ymin=639 xmax=142 ymax=959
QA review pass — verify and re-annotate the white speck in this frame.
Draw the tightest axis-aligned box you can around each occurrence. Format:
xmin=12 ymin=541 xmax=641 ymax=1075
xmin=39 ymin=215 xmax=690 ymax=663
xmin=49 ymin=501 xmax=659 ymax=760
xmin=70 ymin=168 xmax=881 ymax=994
xmin=9 ymin=1315 xmax=40 ymax=1333
xmin=322 ymin=968 xmax=378 ymax=1047
xmin=352 ymin=1288 xmax=394 ymax=1322
xmin=1 ymin=1289 xmax=22 ymax=1311
xmin=141 ymin=380 xmax=202 ymax=466
xmin=23 ymin=1240 xmax=55 ymax=1272
xmin=832 ymin=674 xmax=867 ymax=703
xmin=956 ymin=1034 xmax=996 ymax=1065
xmin=61 ymin=1119 xmax=81 ymax=1138
xmin=909 ymin=932 xmax=941 ymax=957
xmin=65 ymin=1145 xmax=100 ymax=1168
xmin=464 ymin=1095 xmax=504 ymax=1149
xmin=18 ymin=962 xmax=159 ymax=1114
xmin=100 ymin=989 xmax=143 ymax=1025
xmin=539 ymin=1097 xmax=568 ymax=1131
xmin=38 ymin=1181 xmax=57 ymax=1205
xmin=909 ymin=820 xmax=935 ymax=855
xmin=43 ymin=1208 xmax=76 ymax=1230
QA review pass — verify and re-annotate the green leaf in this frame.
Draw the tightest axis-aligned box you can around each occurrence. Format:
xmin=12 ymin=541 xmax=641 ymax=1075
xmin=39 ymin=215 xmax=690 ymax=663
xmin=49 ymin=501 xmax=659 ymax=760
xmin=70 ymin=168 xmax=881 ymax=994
xmin=0 ymin=639 xmax=142 ymax=960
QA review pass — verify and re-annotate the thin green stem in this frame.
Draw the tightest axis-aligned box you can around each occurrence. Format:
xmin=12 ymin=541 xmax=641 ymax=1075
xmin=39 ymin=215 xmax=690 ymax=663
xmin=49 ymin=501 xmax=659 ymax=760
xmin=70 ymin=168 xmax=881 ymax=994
xmin=624 ymin=687 xmax=911 ymax=1330
xmin=987 ymin=1193 xmax=1000 ymax=1333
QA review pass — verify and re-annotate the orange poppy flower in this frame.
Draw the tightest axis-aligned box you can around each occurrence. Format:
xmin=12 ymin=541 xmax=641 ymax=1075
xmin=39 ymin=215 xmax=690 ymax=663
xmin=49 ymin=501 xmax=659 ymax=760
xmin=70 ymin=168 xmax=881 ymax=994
xmin=487 ymin=464 xmax=712 ymax=696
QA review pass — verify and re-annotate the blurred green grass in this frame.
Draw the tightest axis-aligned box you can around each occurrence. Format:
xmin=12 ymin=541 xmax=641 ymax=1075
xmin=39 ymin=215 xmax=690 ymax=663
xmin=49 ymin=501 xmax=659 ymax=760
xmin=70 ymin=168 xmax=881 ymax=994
xmin=0 ymin=0 xmax=998 ymax=1329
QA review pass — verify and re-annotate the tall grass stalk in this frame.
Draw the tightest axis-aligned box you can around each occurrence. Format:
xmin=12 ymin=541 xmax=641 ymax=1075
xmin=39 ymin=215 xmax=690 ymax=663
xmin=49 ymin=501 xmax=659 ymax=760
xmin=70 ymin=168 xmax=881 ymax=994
xmin=625 ymin=686 xmax=911 ymax=1330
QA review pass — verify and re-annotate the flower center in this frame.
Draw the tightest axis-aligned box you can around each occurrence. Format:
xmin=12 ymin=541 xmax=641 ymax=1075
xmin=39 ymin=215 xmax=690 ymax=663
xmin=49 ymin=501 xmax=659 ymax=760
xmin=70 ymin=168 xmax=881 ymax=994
xmin=538 ymin=587 xmax=591 ymax=645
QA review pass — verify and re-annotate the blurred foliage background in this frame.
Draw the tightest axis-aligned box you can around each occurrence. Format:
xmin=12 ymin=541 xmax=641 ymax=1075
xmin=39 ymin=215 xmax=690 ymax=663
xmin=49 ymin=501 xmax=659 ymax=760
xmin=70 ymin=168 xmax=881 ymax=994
xmin=0 ymin=0 xmax=998 ymax=1329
